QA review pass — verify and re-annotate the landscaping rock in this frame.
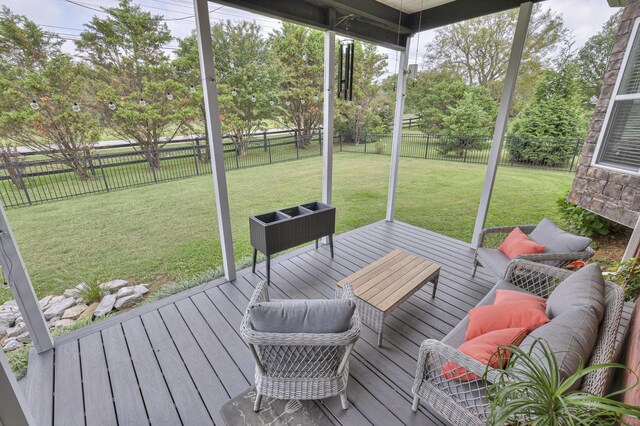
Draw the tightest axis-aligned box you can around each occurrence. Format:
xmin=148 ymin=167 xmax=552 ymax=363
xmin=43 ymin=297 xmax=75 ymax=320
xmin=3 ymin=338 xmax=22 ymax=351
xmin=114 ymin=293 xmax=143 ymax=311
xmin=78 ymin=302 xmax=99 ymax=322
xmin=63 ymin=288 xmax=76 ymax=298
xmin=39 ymin=295 xmax=54 ymax=309
xmin=48 ymin=316 xmax=60 ymax=324
xmin=115 ymin=287 xmax=135 ymax=299
xmin=6 ymin=322 xmax=26 ymax=338
xmin=0 ymin=311 xmax=17 ymax=327
xmin=74 ymin=282 xmax=87 ymax=296
xmin=133 ymin=284 xmax=149 ymax=295
xmin=100 ymin=279 xmax=129 ymax=293
xmin=0 ymin=324 xmax=7 ymax=339
xmin=94 ymin=294 xmax=117 ymax=317
xmin=16 ymin=332 xmax=31 ymax=343
xmin=75 ymin=297 xmax=86 ymax=305
xmin=62 ymin=304 xmax=88 ymax=320
xmin=48 ymin=296 xmax=64 ymax=307
xmin=50 ymin=319 xmax=74 ymax=331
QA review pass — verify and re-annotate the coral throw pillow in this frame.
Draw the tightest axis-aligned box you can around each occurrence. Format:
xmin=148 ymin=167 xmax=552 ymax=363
xmin=442 ymin=327 xmax=528 ymax=381
xmin=494 ymin=289 xmax=546 ymax=309
xmin=465 ymin=301 xmax=550 ymax=341
xmin=498 ymin=227 xmax=545 ymax=260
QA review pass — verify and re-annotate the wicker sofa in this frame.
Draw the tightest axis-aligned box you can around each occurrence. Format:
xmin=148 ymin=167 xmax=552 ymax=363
xmin=473 ymin=219 xmax=595 ymax=279
xmin=240 ymin=281 xmax=361 ymax=411
xmin=412 ymin=260 xmax=625 ymax=425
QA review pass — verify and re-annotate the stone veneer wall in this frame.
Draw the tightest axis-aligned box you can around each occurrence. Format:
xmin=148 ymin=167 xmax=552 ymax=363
xmin=568 ymin=0 xmax=640 ymax=228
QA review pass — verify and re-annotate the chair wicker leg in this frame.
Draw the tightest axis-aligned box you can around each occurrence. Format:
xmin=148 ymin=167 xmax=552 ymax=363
xmin=254 ymin=394 xmax=262 ymax=412
xmin=340 ymin=392 xmax=349 ymax=410
xmin=412 ymin=395 xmax=420 ymax=412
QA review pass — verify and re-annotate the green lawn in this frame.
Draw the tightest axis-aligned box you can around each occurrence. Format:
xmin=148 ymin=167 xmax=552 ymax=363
xmin=1 ymin=153 xmax=573 ymax=302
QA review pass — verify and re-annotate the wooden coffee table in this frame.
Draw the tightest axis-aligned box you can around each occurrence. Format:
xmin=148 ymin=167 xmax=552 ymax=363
xmin=336 ymin=249 xmax=440 ymax=346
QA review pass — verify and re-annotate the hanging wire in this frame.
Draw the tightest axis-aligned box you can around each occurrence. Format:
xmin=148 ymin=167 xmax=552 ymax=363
xmin=415 ymin=0 xmax=423 ymax=65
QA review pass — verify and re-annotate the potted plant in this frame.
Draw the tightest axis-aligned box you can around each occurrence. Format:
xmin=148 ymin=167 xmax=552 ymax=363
xmin=485 ymin=339 xmax=640 ymax=425
xmin=607 ymin=258 xmax=640 ymax=302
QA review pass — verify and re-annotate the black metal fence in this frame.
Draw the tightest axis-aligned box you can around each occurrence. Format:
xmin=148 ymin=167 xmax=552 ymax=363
xmin=339 ymin=133 xmax=584 ymax=172
xmin=0 ymin=130 xmax=583 ymax=208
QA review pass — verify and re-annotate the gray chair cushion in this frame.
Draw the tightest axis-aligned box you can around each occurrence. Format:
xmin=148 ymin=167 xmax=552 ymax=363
xmin=250 ymin=299 xmax=355 ymax=333
xmin=529 ymin=218 xmax=591 ymax=254
xmin=443 ymin=280 xmax=534 ymax=348
xmin=546 ymin=263 xmax=605 ymax=320
xmin=518 ymin=306 xmax=603 ymax=390
xmin=476 ymin=248 xmax=510 ymax=279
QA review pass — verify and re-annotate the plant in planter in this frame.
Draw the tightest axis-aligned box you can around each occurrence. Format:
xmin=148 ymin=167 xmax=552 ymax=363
xmin=485 ymin=339 xmax=640 ymax=425
xmin=608 ymin=258 xmax=640 ymax=302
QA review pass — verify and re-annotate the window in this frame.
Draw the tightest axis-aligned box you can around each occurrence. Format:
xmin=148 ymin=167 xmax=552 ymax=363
xmin=594 ymin=18 xmax=640 ymax=173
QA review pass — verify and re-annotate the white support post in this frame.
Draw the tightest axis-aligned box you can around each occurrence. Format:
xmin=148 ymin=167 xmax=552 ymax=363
xmin=0 ymin=202 xmax=52 ymax=353
xmin=0 ymin=348 xmax=33 ymax=425
xmin=322 ymin=31 xmax=336 ymax=208
xmin=471 ymin=2 xmax=532 ymax=248
xmin=623 ymin=215 xmax=640 ymax=261
xmin=193 ymin=0 xmax=236 ymax=281
xmin=386 ymin=37 xmax=411 ymax=222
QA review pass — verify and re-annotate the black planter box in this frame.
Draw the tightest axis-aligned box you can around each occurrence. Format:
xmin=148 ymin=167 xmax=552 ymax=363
xmin=250 ymin=201 xmax=335 ymax=283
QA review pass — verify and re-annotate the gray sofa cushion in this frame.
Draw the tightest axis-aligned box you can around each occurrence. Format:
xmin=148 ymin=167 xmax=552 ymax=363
xmin=546 ymin=263 xmax=605 ymax=320
xmin=250 ymin=299 xmax=355 ymax=333
xmin=529 ymin=218 xmax=592 ymax=254
xmin=518 ymin=306 xmax=602 ymax=390
xmin=475 ymin=248 xmax=511 ymax=279
xmin=518 ymin=264 xmax=606 ymax=389
xmin=443 ymin=280 xmax=533 ymax=348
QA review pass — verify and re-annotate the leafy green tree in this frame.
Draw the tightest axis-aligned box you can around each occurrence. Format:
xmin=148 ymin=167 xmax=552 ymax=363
xmin=423 ymin=4 xmax=569 ymax=87
xmin=576 ymin=10 xmax=623 ymax=99
xmin=76 ymin=0 xmax=199 ymax=170
xmin=507 ymin=63 xmax=588 ymax=166
xmin=334 ymin=42 xmax=389 ymax=145
xmin=405 ymin=71 xmax=468 ymax=133
xmin=0 ymin=6 xmax=61 ymax=71
xmin=208 ymin=20 xmax=281 ymax=157
xmin=270 ymin=23 xmax=324 ymax=148
xmin=440 ymin=87 xmax=497 ymax=155
xmin=0 ymin=8 xmax=99 ymax=180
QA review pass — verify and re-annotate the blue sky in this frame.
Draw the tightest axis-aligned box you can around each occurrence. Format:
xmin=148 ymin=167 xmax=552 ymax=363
xmin=2 ymin=0 xmax=620 ymax=74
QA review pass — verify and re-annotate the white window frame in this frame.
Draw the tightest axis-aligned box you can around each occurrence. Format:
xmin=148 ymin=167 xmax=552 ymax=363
xmin=592 ymin=17 xmax=640 ymax=175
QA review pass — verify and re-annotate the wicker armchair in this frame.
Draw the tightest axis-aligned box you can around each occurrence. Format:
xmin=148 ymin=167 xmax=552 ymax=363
xmin=240 ymin=281 xmax=361 ymax=411
xmin=472 ymin=224 xmax=595 ymax=279
xmin=412 ymin=260 xmax=625 ymax=425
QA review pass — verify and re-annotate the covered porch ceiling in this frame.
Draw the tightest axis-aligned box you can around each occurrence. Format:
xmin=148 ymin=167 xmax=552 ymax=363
xmin=209 ymin=0 xmax=546 ymax=50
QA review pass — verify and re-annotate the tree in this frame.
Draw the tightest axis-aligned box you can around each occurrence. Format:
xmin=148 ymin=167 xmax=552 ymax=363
xmin=0 ymin=55 xmax=100 ymax=179
xmin=0 ymin=8 xmax=99 ymax=180
xmin=270 ymin=23 xmax=324 ymax=148
xmin=334 ymin=42 xmax=389 ymax=145
xmin=440 ymin=87 xmax=497 ymax=156
xmin=507 ymin=63 xmax=589 ymax=166
xmin=423 ymin=4 xmax=569 ymax=87
xmin=405 ymin=71 xmax=468 ymax=133
xmin=576 ymin=10 xmax=623 ymax=99
xmin=207 ymin=21 xmax=281 ymax=157
xmin=76 ymin=0 xmax=199 ymax=170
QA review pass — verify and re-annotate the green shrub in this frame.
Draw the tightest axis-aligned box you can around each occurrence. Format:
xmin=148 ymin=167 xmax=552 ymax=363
xmin=608 ymin=258 xmax=640 ymax=302
xmin=557 ymin=194 xmax=612 ymax=237
xmin=76 ymin=280 xmax=105 ymax=303
xmin=507 ymin=137 xmax=579 ymax=168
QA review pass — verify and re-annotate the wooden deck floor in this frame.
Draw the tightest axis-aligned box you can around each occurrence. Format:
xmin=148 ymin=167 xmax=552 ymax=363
xmin=21 ymin=220 xmax=498 ymax=426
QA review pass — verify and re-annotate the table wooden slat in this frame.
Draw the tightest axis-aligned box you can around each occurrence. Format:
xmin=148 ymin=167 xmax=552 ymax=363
xmin=339 ymin=249 xmax=440 ymax=314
